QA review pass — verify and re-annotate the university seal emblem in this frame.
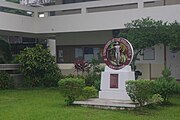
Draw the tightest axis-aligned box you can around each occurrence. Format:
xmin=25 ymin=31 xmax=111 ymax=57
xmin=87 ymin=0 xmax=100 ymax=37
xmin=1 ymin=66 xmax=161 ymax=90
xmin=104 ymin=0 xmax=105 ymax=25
xmin=103 ymin=37 xmax=134 ymax=70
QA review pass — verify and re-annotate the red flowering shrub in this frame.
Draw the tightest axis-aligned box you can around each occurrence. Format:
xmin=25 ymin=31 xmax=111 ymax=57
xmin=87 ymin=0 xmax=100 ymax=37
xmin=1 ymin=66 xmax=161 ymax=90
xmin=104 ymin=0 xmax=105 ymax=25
xmin=74 ymin=59 xmax=91 ymax=75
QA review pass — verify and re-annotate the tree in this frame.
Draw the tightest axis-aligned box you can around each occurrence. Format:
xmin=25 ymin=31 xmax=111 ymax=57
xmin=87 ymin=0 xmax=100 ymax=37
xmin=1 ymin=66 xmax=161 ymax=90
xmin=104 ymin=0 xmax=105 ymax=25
xmin=0 ymin=37 xmax=12 ymax=63
xmin=120 ymin=17 xmax=179 ymax=71
xmin=16 ymin=44 xmax=62 ymax=87
xmin=169 ymin=21 xmax=180 ymax=52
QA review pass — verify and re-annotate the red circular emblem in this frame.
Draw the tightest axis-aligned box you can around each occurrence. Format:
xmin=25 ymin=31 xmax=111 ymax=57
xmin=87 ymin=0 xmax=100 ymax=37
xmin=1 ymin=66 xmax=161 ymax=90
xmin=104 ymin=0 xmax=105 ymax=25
xmin=103 ymin=38 xmax=134 ymax=70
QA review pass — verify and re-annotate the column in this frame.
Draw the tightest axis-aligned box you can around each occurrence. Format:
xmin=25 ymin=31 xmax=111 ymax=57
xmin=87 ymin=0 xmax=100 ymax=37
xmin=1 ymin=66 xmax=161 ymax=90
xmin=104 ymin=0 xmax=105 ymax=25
xmin=47 ymin=39 xmax=56 ymax=58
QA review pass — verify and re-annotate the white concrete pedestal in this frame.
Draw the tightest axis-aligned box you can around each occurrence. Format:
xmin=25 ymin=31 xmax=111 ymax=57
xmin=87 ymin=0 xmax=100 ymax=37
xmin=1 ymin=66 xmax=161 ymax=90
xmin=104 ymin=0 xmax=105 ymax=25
xmin=99 ymin=65 xmax=135 ymax=100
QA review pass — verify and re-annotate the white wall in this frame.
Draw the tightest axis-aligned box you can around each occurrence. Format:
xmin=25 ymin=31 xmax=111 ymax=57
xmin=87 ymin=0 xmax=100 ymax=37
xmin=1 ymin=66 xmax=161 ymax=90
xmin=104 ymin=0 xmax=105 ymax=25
xmin=0 ymin=1 xmax=35 ymax=33
xmin=1 ymin=1 xmax=180 ymax=33
xmin=167 ymin=47 xmax=180 ymax=79
xmin=135 ymin=44 xmax=164 ymax=79
xmin=36 ymin=3 xmax=180 ymax=33
xmin=0 ymin=12 xmax=35 ymax=33
xmin=47 ymin=39 xmax=56 ymax=57
xmin=136 ymin=44 xmax=164 ymax=64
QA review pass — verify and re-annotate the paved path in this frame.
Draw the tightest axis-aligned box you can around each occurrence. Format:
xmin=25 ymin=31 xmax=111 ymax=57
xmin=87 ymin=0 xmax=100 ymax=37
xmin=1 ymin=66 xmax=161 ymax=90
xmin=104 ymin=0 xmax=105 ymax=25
xmin=74 ymin=98 xmax=139 ymax=109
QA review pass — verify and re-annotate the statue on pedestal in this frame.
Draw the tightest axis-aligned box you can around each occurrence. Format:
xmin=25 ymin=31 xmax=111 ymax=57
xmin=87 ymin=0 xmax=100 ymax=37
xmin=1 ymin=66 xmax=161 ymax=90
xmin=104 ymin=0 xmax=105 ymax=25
xmin=99 ymin=37 xmax=135 ymax=100
xmin=114 ymin=42 xmax=121 ymax=66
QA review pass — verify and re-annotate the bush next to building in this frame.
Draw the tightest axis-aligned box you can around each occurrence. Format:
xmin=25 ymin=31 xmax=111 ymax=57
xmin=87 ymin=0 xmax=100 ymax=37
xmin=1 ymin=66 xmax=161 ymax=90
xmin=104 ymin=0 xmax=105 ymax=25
xmin=126 ymin=78 xmax=179 ymax=106
xmin=154 ymin=77 xmax=178 ymax=103
xmin=0 ymin=37 xmax=12 ymax=64
xmin=16 ymin=44 xmax=62 ymax=87
xmin=126 ymin=80 xmax=155 ymax=107
xmin=126 ymin=68 xmax=179 ymax=106
xmin=85 ymin=73 xmax=101 ymax=91
xmin=154 ymin=67 xmax=179 ymax=103
xmin=0 ymin=71 xmax=13 ymax=89
xmin=82 ymin=86 xmax=98 ymax=99
xmin=73 ymin=58 xmax=103 ymax=91
xmin=58 ymin=77 xmax=85 ymax=105
xmin=178 ymin=84 xmax=180 ymax=95
xmin=84 ymin=58 xmax=104 ymax=90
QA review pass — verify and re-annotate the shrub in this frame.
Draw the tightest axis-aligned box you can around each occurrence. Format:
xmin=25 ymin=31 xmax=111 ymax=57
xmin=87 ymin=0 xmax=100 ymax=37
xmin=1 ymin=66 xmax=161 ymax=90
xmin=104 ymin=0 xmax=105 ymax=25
xmin=16 ymin=44 xmax=62 ymax=87
xmin=82 ymin=86 xmax=98 ymax=99
xmin=178 ymin=84 xmax=180 ymax=94
xmin=0 ymin=37 xmax=12 ymax=64
xmin=154 ymin=77 xmax=178 ymax=103
xmin=89 ymin=58 xmax=102 ymax=73
xmin=85 ymin=73 xmax=101 ymax=90
xmin=149 ymin=94 xmax=163 ymax=104
xmin=0 ymin=71 xmax=13 ymax=89
xmin=154 ymin=67 xmax=179 ymax=103
xmin=161 ymin=67 xmax=171 ymax=80
xmin=74 ymin=59 xmax=90 ymax=75
xmin=84 ymin=59 xmax=103 ymax=90
xmin=23 ymin=76 xmax=41 ymax=87
xmin=61 ymin=74 xmax=76 ymax=79
xmin=58 ymin=77 xmax=85 ymax=105
xmin=126 ymin=80 xmax=155 ymax=107
xmin=41 ymin=69 xmax=61 ymax=87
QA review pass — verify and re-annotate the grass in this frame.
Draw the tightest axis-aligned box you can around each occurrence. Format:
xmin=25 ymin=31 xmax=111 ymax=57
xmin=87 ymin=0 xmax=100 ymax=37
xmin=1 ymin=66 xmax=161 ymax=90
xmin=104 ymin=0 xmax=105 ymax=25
xmin=0 ymin=88 xmax=180 ymax=120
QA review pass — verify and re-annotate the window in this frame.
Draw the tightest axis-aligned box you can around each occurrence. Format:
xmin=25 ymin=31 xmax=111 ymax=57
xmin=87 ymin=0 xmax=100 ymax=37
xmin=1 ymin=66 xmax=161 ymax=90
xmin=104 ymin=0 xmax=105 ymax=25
xmin=57 ymin=45 xmax=103 ymax=63
xmin=75 ymin=47 xmax=100 ymax=62
xmin=63 ymin=0 xmax=97 ymax=4
xmin=75 ymin=48 xmax=83 ymax=59
xmin=143 ymin=47 xmax=155 ymax=60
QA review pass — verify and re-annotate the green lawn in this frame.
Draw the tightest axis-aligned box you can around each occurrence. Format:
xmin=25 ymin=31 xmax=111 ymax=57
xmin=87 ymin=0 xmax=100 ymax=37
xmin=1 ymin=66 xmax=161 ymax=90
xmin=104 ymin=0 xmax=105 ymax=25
xmin=0 ymin=88 xmax=179 ymax=120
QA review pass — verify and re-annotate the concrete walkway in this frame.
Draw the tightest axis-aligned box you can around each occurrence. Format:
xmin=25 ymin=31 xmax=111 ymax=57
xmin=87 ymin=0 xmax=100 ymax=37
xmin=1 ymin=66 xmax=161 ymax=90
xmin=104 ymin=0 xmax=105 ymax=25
xmin=73 ymin=98 xmax=139 ymax=109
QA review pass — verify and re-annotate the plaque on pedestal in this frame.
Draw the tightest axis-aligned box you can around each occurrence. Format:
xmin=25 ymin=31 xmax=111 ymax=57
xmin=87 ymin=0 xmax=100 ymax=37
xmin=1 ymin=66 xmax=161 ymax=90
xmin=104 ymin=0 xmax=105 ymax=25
xmin=110 ymin=74 xmax=118 ymax=88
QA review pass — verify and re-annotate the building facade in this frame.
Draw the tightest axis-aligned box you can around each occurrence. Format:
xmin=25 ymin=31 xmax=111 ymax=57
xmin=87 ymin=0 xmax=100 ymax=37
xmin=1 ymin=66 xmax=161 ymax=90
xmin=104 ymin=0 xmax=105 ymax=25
xmin=0 ymin=0 xmax=180 ymax=79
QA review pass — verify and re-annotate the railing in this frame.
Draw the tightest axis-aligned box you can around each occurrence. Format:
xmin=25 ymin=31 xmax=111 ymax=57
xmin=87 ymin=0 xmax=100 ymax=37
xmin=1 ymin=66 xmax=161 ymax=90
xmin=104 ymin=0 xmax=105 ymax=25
xmin=0 ymin=64 xmax=21 ymax=70
xmin=36 ymin=0 xmax=162 ymax=17
xmin=1 ymin=0 xmax=180 ymax=18
xmin=0 ymin=1 xmax=36 ymax=17
xmin=0 ymin=0 xmax=167 ymax=17
xmin=1 ymin=0 xmax=180 ymax=17
xmin=0 ymin=64 xmax=23 ymax=87
xmin=20 ymin=0 xmax=55 ymax=6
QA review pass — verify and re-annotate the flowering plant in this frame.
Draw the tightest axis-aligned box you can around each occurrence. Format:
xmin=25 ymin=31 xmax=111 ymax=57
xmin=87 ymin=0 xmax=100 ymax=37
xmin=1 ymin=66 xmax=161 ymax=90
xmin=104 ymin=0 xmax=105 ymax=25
xmin=74 ymin=59 xmax=91 ymax=75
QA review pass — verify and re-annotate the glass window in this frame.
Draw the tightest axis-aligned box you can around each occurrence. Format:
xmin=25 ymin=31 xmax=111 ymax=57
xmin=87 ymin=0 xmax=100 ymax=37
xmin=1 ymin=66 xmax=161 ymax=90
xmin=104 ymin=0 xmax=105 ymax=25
xmin=75 ymin=48 xmax=83 ymax=59
xmin=57 ymin=45 xmax=103 ymax=63
xmin=143 ymin=47 xmax=155 ymax=60
xmin=63 ymin=0 xmax=97 ymax=4
xmin=93 ymin=48 xmax=100 ymax=59
xmin=84 ymin=47 xmax=93 ymax=54
xmin=63 ymin=0 xmax=74 ymax=4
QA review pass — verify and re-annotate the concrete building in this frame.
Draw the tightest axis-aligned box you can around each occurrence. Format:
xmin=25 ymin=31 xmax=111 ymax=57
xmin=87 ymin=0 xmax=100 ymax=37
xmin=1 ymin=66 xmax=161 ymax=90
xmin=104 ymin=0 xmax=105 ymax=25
xmin=0 ymin=0 xmax=180 ymax=80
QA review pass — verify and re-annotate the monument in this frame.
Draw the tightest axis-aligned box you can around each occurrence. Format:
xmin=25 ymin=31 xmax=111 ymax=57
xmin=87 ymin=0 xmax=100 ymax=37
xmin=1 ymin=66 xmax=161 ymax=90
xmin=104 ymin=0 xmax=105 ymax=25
xmin=74 ymin=37 xmax=136 ymax=108
xmin=99 ymin=37 xmax=135 ymax=100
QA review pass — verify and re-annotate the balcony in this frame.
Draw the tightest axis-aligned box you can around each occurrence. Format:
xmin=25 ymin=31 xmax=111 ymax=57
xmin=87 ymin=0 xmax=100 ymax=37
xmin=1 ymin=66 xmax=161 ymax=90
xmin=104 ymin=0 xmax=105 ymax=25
xmin=0 ymin=0 xmax=180 ymax=33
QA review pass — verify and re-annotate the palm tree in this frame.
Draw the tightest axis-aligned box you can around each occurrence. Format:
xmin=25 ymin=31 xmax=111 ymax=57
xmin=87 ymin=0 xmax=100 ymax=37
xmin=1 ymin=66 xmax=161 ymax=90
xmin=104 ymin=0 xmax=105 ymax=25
xmin=0 ymin=37 xmax=12 ymax=63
